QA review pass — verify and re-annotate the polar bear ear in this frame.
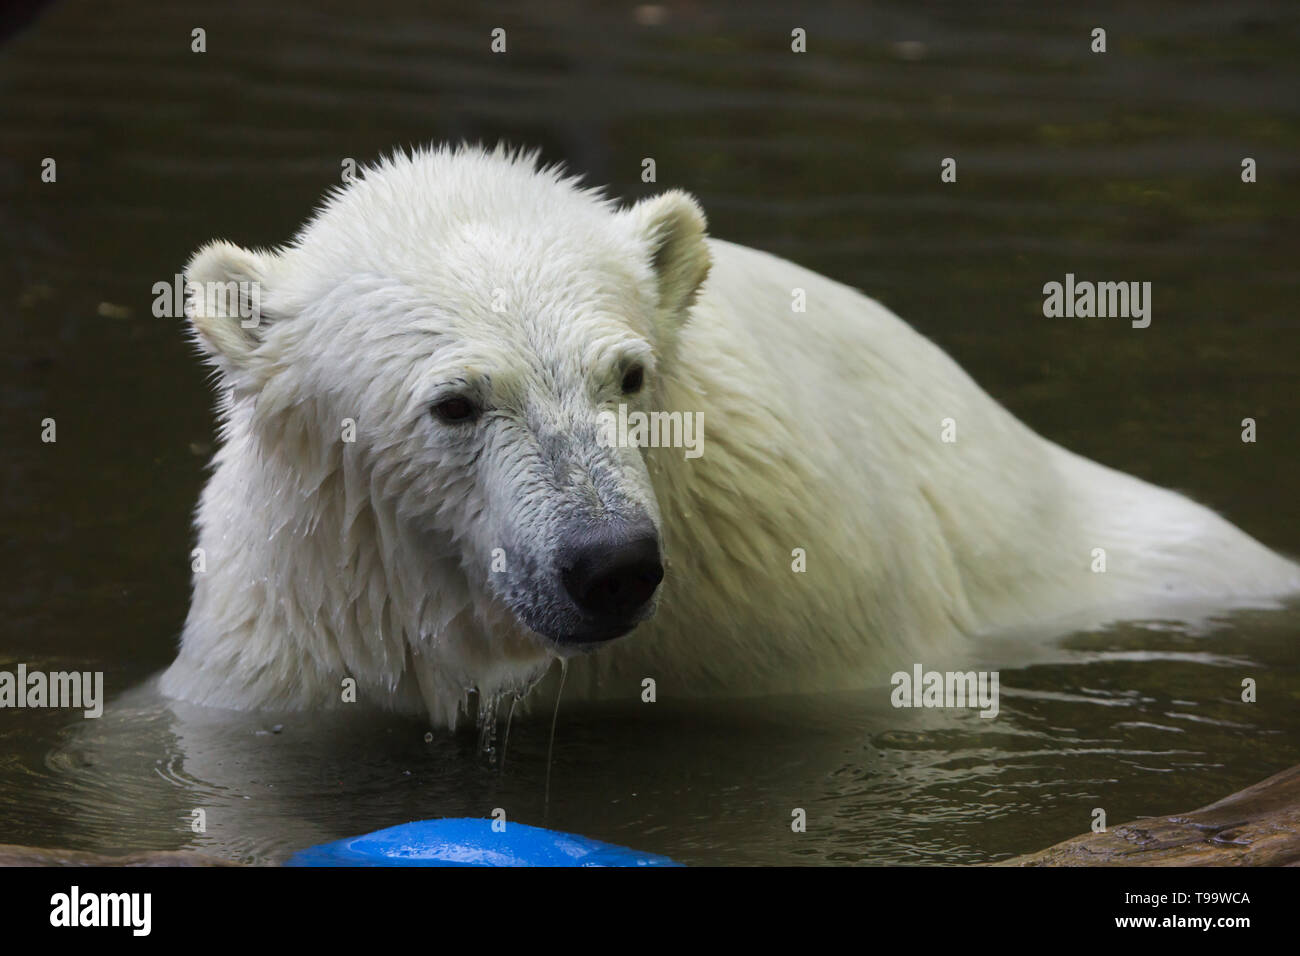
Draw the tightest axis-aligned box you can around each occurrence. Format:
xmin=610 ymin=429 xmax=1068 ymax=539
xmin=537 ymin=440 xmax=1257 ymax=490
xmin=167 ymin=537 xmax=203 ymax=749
xmin=629 ymin=190 xmax=712 ymax=322
xmin=184 ymin=240 xmax=281 ymax=387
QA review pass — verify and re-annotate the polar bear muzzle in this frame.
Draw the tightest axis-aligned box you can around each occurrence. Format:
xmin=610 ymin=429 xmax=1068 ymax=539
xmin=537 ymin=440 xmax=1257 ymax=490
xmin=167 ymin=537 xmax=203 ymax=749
xmin=554 ymin=522 xmax=664 ymax=644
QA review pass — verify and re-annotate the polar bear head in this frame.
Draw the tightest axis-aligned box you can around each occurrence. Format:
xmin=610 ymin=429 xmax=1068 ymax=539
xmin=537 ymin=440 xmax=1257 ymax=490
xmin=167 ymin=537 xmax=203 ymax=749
xmin=184 ymin=146 xmax=711 ymax=669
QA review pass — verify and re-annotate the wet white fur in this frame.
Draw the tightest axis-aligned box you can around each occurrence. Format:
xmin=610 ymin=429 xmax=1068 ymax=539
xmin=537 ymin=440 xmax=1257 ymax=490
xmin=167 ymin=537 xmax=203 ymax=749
xmin=162 ymin=145 xmax=1300 ymax=727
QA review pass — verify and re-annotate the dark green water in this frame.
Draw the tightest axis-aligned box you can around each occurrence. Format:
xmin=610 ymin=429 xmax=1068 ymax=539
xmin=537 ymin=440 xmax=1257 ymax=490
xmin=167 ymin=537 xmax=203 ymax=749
xmin=0 ymin=0 xmax=1297 ymax=864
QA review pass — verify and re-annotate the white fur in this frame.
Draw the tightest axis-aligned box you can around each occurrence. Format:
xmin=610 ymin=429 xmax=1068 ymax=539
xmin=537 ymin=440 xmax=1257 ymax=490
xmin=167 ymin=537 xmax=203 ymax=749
xmin=161 ymin=145 xmax=1300 ymax=727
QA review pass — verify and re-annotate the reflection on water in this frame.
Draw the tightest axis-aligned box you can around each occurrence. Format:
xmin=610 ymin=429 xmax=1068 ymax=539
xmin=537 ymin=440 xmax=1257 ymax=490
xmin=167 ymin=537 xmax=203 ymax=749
xmin=6 ymin=602 xmax=1298 ymax=866
xmin=1 ymin=0 xmax=1298 ymax=864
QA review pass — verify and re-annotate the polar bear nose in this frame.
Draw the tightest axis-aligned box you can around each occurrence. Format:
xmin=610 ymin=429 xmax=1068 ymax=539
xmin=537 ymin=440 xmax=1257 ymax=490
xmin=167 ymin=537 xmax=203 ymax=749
xmin=560 ymin=531 xmax=664 ymax=626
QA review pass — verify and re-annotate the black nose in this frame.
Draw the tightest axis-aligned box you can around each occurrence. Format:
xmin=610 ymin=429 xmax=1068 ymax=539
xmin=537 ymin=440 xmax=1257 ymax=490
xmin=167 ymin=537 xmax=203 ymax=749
xmin=560 ymin=531 xmax=664 ymax=625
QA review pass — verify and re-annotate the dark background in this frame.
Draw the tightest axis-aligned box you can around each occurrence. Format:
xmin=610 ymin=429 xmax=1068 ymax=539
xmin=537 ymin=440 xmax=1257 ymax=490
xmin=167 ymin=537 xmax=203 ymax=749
xmin=0 ymin=0 xmax=1297 ymax=865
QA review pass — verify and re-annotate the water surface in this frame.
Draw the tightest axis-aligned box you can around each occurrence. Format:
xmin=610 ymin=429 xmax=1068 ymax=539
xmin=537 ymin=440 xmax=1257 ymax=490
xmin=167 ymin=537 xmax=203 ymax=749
xmin=1 ymin=0 xmax=1298 ymax=864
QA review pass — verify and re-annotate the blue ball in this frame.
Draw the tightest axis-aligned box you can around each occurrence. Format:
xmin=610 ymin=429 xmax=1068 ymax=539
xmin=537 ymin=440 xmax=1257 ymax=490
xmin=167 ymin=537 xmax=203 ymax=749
xmin=285 ymin=818 xmax=681 ymax=867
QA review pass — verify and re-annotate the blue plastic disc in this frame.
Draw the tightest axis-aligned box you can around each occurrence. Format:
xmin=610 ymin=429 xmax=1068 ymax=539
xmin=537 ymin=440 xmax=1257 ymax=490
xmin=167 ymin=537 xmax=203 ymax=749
xmin=285 ymin=818 xmax=681 ymax=867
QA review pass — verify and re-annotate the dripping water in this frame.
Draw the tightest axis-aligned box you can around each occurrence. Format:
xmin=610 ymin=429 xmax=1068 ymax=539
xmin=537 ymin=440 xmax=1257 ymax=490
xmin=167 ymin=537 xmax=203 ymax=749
xmin=474 ymin=691 xmax=502 ymax=765
xmin=499 ymin=695 xmax=519 ymax=771
xmin=544 ymin=659 xmax=568 ymax=823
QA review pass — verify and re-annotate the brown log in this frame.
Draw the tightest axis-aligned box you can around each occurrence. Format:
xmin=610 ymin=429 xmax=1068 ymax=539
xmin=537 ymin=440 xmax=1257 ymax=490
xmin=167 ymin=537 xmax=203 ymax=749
xmin=996 ymin=763 xmax=1300 ymax=866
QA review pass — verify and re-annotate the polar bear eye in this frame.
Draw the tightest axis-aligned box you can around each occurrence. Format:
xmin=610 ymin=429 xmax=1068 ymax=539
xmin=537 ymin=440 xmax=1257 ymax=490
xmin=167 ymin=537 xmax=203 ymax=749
xmin=621 ymin=364 xmax=645 ymax=395
xmin=429 ymin=396 xmax=478 ymax=424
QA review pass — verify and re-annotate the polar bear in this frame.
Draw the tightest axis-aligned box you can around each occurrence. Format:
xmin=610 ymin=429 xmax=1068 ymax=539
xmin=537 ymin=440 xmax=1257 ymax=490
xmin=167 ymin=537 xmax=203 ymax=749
xmin=161 ymin=144 xmax=1300 ymax=727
